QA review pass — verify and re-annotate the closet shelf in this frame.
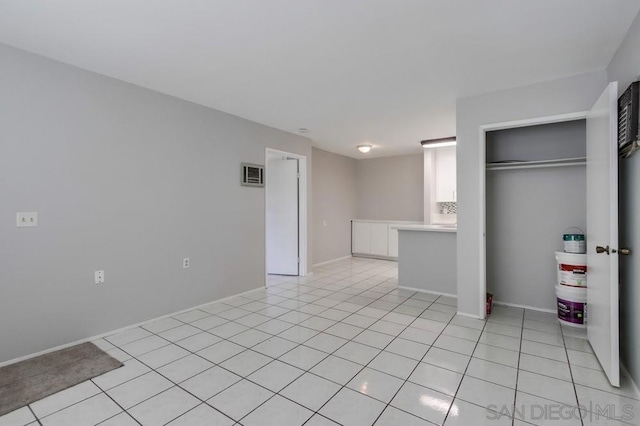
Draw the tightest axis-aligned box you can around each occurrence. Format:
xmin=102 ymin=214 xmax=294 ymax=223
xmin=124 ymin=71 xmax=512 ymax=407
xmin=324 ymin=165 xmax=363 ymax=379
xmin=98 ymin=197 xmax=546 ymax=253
xmin=486 ymin=157 xmax=586 ymax=171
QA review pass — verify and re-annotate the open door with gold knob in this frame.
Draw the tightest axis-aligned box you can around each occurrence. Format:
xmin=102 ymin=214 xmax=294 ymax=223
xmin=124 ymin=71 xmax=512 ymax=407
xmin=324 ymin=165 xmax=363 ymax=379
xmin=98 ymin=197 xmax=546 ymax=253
xmin=586 ymin=81 xmax=620 ymax=387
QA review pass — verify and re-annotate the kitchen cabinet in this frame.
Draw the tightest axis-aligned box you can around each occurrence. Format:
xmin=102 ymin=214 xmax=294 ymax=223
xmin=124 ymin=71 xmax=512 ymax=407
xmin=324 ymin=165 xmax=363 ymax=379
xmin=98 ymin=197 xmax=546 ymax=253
xmin=435 ymin=147 xmax=457 ymax=202
xmin=352 ymin=221 xmax=371 ymax=254
xmin=370 ymin=223 xmax=389 ymax=256
xmin=352 ymin=220 xmax=422 ymax=259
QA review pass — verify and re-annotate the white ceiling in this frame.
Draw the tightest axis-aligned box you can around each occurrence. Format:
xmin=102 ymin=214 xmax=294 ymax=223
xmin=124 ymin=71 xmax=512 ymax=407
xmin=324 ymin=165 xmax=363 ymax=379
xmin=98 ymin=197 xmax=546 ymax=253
xmin=1 ymin=1 xmax=638 ymax=158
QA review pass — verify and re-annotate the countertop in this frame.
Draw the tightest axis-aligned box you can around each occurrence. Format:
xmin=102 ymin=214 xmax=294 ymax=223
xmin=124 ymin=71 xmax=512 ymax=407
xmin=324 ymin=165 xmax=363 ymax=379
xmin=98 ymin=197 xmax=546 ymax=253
xmin=392 ymin=224 xmax=457 ymax=233
xmin=351 ymin=219 xmax=424 ymax=224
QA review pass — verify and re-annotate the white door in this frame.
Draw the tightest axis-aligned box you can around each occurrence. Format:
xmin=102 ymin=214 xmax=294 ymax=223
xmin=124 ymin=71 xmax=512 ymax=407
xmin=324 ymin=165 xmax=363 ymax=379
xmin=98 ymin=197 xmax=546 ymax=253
xmin=586 ymin=81 xmax=620 ymax=387
xmin=267 ymin=158 xmax=299 ymax=275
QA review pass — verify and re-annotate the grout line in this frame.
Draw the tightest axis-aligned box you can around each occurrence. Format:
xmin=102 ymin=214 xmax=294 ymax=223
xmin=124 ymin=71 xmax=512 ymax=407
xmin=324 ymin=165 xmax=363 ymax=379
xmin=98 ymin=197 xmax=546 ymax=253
xmin=560 ymin=325 xmax=586 ymax=426
xmin=93 ymin=389 xmax=143 ymax=426
xmin=26 ymin=405 xmax=42 ymax=426
xmin=510 ymin=306 xmax=526 ymax=426
xmin=439 ymin=310 xmax=492 ymax=425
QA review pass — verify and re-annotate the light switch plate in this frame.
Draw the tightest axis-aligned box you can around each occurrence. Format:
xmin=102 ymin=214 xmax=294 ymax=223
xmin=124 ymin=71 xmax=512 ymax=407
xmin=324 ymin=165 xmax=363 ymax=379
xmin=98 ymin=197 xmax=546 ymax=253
xmin=17 ymin=212 xmax=38 ymax=227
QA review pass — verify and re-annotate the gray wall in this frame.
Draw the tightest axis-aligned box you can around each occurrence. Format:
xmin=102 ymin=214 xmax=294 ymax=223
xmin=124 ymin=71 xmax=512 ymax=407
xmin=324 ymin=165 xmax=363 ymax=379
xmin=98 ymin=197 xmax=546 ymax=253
xmin=486 ymin=168 xmax=586 ymax=310
xmin=312 ymin=148 xmax=357 ymax=265
xmin=456 ymin=70 xmax=608 ymax=317
xmin=0 ymin=43 xmax=312 ymax=363
xmin=486 ymin=120 xmax=586 ymax=163
xmin=607 ymin=10 xmax=640 ymax=393
xmin=356 ymin=154 xmax=424 ymax=221
xmin=398 ymin=231 xmax=456 ymax=295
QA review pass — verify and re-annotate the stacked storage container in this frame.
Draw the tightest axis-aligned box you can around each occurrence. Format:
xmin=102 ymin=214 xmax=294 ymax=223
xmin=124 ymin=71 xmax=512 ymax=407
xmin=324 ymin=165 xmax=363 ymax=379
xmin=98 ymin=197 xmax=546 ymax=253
xmin=555 ymin=228 xmax=587 ymax=328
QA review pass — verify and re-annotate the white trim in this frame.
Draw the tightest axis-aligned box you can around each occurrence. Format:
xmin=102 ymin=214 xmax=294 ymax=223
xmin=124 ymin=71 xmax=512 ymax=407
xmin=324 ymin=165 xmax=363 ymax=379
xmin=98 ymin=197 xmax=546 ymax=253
xmin=401 ymin=282 xmax=471 ymax=321
xmin=0 ymin=287 xmax=263 ymax=368
xmin=398 ymin=285 xmax=457 ymax=299
xmin=455 ymin=311 xmax=485 ymax=320
xmin=493 ymin=300 xmax=556 ymax=314
xmin=312 ymin=255 xmax=353 ymax=268
xmin=621 ymin=364 xmax=640 ymax=400
xmin=352 ymin=253 xmax=398 ymax=262
xmin=479 ymin=111 xmax=588 ymax=132
xmin=478 ymin=125 xmax=487 ymax=320
xmin=477 ymin=111 xmax=588 ymax=319
xmin=264 ymin=148 xmax=309 ymax=283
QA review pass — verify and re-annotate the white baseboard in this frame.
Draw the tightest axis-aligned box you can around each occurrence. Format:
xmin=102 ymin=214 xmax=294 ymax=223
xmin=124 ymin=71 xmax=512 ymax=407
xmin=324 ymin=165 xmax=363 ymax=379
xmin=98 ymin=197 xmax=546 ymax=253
xmin=351 ymin=253 xmax=398 ymax=262
xmin=312 ymin=255 xmax=353 ymax=268
xmin=493 ymin=300 xmax=556 ymax=314
xmin=621 ymin=364 xmax=640 ymax=400
xmin=398 ymin=285 xmax=457 ymax=299
xmin=398 ymin=286 xmax=486 ymax=319
xmin=455 ymin=311 xmax=485 ymax=320
xmin=0 ymin=286 xmax=264 ymax=368
xmin=397 ymin=289 xmax=556 ymax=317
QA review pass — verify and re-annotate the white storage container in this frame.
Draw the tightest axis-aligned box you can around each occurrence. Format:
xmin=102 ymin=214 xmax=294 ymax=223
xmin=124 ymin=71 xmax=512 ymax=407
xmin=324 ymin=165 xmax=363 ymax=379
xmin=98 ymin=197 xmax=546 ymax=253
xmin=556 ymin=285 xmax=587 ymax=328
xmin=563 ymin=228 xmax=586 ymax=254
xmin=555 ymin=251 xmax=587 ymax=287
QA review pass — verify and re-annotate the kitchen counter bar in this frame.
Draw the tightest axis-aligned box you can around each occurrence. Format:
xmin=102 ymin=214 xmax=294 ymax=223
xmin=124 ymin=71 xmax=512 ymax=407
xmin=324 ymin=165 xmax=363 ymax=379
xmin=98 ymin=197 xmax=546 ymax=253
xmin=392 ymin=224 xmax=456 ymax=233
xmin=397 ymin=227 xmax=457 ymax=296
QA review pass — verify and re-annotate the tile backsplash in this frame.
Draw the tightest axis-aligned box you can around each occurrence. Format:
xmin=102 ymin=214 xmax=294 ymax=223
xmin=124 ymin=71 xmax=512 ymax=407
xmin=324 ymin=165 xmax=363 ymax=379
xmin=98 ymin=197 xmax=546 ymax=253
xmin=439 ymin=202 xmax=457 ymax=215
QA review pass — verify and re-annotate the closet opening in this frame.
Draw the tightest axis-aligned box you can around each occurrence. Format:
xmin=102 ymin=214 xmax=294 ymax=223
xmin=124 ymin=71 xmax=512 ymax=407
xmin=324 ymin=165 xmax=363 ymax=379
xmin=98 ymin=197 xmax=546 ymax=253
xmin=484 ymin=119 xmax=587 ymax=312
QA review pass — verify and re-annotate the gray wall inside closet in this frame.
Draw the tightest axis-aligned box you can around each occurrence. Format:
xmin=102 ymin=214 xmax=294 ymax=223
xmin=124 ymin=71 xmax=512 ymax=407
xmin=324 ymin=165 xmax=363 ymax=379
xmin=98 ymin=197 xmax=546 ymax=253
xmin=486 ymin=120 xmax=586 ymax=310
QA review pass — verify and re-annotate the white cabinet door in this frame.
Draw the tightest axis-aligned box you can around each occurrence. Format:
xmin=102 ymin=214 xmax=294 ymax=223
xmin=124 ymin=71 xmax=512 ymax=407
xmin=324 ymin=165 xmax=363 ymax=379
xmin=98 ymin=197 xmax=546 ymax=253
xmin=370 ymin=223 xmax=389 ymax=256
xmin=352 ymin=222 xmax=371 ymax=254
xmin=435 ymin=147 xmax=457 ymax=202
xmin=388 ymin=227 xmax=399 ymax=258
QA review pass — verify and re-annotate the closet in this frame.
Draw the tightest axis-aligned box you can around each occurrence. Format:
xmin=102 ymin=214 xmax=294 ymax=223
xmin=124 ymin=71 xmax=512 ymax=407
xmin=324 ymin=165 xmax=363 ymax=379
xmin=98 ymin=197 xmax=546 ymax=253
xmin=485 ymin=119 xmax=586 ymax=311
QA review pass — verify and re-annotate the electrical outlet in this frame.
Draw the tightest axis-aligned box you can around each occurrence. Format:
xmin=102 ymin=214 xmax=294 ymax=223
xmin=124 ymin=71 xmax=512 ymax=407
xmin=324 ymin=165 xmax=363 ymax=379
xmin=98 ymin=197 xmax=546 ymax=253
xmin=17 ymin=212 xmax=38 ymax=227
xmin=95 ymin=270 xmax=104 ymax=284
xmin=183 ymin=258 xmax=190 ymax=269
xmin=323 ymin=220 xmax=327 ymax=227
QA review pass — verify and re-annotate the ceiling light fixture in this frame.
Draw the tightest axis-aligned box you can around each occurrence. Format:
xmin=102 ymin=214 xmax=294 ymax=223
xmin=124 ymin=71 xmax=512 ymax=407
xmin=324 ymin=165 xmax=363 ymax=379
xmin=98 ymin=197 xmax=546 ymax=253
xmin=298 ymin=128 xmax=309 ymax=134
xmin=421 ymin=136 xmax=456 ymax=149
xmin=357 ymin=144 xmax=372 ymax=153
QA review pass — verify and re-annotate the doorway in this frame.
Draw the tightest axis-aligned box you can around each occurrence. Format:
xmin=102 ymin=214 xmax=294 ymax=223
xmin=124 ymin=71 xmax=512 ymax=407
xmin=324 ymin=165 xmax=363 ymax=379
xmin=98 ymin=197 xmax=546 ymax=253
xmin=265 ymin=148 xmax=308 ymax=282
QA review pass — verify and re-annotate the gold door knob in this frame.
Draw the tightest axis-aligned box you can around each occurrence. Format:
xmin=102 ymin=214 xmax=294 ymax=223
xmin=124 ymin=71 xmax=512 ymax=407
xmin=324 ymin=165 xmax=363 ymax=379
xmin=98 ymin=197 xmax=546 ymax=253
xmin=596 ymin=245 xmax=610 ymax=255
xmin=619 ymin=248 xmax=631 ymax=255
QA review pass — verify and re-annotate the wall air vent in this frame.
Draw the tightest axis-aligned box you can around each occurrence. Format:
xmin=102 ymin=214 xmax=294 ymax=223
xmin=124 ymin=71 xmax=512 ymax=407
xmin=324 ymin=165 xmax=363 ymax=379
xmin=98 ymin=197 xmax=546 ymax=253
xmin=241 ymin=163 xmax=264 ymax=187
xmin=619 ymin=81 xmax=640 ymax=158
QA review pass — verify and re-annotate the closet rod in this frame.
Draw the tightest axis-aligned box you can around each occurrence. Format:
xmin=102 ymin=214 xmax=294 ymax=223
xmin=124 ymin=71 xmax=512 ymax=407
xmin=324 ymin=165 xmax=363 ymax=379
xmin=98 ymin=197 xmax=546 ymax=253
xmin=486 ymin=157 xmax=586 ymax=171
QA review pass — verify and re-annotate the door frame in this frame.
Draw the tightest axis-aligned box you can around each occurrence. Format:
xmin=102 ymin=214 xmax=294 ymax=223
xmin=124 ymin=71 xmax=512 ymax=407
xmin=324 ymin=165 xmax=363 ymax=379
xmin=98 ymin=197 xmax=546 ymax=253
xmin=477 ymin=111 xmax=587 ymax=318
xmin=264 ymin=148 xmax=308 ymax=283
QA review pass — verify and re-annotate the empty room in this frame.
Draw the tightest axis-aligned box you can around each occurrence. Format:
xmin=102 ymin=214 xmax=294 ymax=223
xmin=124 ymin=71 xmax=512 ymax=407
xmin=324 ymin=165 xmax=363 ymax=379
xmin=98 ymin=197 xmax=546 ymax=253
xmin=1 ymin=1 xmax=640 ymax=425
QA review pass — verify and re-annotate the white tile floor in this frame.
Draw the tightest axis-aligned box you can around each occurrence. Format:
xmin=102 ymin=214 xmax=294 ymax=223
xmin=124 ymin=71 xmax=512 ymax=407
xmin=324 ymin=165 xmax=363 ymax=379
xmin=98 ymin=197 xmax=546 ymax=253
xmin=3 ymin=258 xmax=639 ymax=426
